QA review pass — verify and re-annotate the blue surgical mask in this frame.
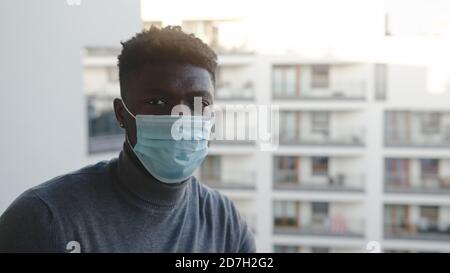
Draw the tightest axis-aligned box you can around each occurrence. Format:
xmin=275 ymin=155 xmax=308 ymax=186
xmin=122 ymin=101 xmax=213 ymax=183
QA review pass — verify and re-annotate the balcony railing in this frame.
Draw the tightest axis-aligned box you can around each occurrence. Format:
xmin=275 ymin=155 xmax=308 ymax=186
xmin=214 ymin=86 xmax=254 ymax=101
xmin=384 ymin=222 xmax=450 ymax=241
xmin=274 ymin=218 xmax=365 ymax=238
xmin=384 ymin=129 xmax=450 ymax=148
xmin=209 ymin=139 xmax=256 ymax=146
xmin=273 ymin=81 xmax=366 ymax=101
xmin=279 ymin=129 xmax=365 ymax=146
xmin=274 ymin=172 xmax=365 ymax=192
xmin=201 ymin=171 xmax=256 ymax=190
xmin=385 ymin=174 xmax=450 ymax=194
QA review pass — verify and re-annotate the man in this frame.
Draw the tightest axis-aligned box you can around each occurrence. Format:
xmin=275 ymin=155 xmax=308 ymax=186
xmin=0 ymin=26 xmax=256 ymax=253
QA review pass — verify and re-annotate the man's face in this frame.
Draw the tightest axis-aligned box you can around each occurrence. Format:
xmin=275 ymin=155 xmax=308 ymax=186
xmin=113 ymin=63 xmax=214 ymax=146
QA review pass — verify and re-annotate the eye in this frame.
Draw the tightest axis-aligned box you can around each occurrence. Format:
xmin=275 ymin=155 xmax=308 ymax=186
xmin=146 ymin=98 xmax=167 ymax=106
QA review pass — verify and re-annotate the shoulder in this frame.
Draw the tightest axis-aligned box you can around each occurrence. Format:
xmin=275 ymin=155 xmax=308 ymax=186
xmin=30 ymin=158 xmax=117 ymax=204
xmin=0 ymin=188 xmax=58 ymax=252
xmin=1 ymin=188 xmax=50 ymax=220
xmin=4 ymin=158 xmax=118 ymax=221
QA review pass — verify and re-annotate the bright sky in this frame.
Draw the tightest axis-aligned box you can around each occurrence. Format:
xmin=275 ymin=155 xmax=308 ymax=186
xmin=141 ymin=0 xmax=385 ymax=53
xmin=141 ymin=0 xmax=450 ymax=93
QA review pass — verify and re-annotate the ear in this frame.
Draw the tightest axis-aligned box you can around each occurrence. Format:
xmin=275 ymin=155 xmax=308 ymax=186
xmin=113 ymin=98 xmax=125 ymax=129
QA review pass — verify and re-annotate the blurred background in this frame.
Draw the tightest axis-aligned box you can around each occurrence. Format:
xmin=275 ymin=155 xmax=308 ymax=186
xmin=1 ymin=0 xmax=450 ymax=253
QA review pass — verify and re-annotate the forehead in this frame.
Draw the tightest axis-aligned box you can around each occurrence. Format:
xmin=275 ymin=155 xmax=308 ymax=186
xmin=124 ymin=63 xmax=213 ymax=96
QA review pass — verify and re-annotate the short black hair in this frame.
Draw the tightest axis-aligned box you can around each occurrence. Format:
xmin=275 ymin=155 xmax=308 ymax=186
xmin=117 ymin=25 xmax=218 ymax=99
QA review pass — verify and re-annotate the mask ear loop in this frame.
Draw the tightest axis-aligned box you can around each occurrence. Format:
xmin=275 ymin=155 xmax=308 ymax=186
xmin=125 ymin=134 xmax=134 ymax=149
xmin=121 ymin=99 xmax=136 ymax=148
xmin=121 ymin=99 xmax=136 ymax=119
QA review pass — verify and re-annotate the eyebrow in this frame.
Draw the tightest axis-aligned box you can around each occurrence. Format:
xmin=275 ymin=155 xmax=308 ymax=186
xmin=186 ymin=90 xmax=213 ymax=99
xmin=144 ymin=88 xmax=213 ymax=100
xmin=145 ymin=88 xmax=171 ymax=97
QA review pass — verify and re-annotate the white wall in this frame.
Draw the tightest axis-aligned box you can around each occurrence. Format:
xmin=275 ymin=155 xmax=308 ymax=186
xmin=0 ymin=0 xmax=142 ymax=213
xmin=299 ymin=202 xmax=311 ymax=227
xmin=386 ymin=64 xmax=450 ymax=107
xmin=329 ymin=156 xmax=364 ymax=188
xmin=440 ymin=159 xmax=450 ymax=178
xmin=221 ymin=155 xmax=256 ymax=185
xmin=330 ymin=111 xmax=366 ymax=142
xmin=439 ymin=207 xmax=450 ymax=227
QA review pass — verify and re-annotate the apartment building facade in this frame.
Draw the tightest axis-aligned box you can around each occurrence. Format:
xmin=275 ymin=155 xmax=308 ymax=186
xmin=81 ymin=17 xmax=450 ymax=253
xmin=3 ymin=0 xmax=449 ymax=254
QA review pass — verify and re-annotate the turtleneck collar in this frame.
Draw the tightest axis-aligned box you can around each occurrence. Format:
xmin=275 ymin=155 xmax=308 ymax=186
xmin=115 ymin=142 xmax=190 ymax=207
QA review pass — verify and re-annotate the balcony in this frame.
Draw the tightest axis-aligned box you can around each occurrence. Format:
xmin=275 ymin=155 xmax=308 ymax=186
xmin=384 ymin=111 xmax=450 ymax=148
xmin=272 ymin=81 xmax=366 ymax=101
xmin=385 ymin=131 xmax=450 ymax=148
xmin=274 ymin=171 xmax=364 ymax=192
xmin=273 ymin=201 xmax=365 ymax=238
xmin=214 ymin=82 xmax=254 ymax=101
xmin=274 ymin=218 xmax=365 ymax=238
xmin=385 ymin=174 xmax=450 ymax=195
xmin=384 ymin=223 xmax=450 ymax=241
xmin=278 ymin=129 xmax=365 ymax=147
xmin=274 ymin=245 xmax=360 ymax=253
xmin=385 ymin=204 xmax=450 ymax=241
xmin=201 ymin=171 xmax=256 ymax=191
xmin=209 ymin=140 xmax=256 ymax=146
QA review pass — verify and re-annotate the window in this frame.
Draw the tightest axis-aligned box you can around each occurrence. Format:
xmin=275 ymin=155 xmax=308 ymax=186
xmin=419 ymin=206 xmax=439 ymax=232
xmin=280 ymin=111 xmax=300 ymax=142
xmin=274 ymin=156 xmax=299 ymax=183
xmin=420 ymin=112 xmax=441 ymax=134
xmin=311 ymin=111 xmax=329 ymax=136
xmin=311 ymin=202 xmax=329 ymax=228
xmin=384 ymin=204 xmax=409 ymax=235
xmin=420 ymin=206 xmax=438 ymax=221
xmin=274 ymin=201 xmax=298 ymax=228
xmin=312 ymin=202 xmax=329 ymax=215
xmin=311 ymin=65 xmax=329 ymax=88
xmin=312 ymin=157 xmax=328 ymax=176
xmin=272 ymin=66 xmax=300 ymax=97
xmin=420 ymin=159 xmax=439 ymax=179
xmin=84 ymin=47 xmax=123 ymax=154
xmin=385 ymin=111 xmax=411 ymax=144
xmin=385 ymin=158 xmax=410 ymax=187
